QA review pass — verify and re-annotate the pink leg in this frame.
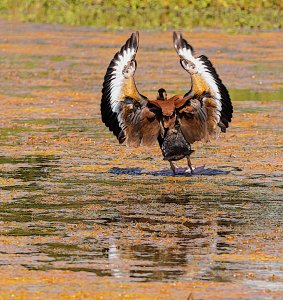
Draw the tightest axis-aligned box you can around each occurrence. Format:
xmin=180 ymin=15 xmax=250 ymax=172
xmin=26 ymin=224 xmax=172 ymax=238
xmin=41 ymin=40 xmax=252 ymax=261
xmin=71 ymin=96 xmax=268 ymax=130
xmin=187 ymin=156 xmax=194 ymax=174
xmin=185 ymin=156 xmax=205 ymax=174
xmin=169 ymin=161 xmax=186 ymax=175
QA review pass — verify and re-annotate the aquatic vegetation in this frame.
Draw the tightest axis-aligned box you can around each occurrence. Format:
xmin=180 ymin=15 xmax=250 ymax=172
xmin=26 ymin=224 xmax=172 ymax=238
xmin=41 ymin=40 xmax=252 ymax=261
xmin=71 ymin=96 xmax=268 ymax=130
xmin=0 ymin=0 xmax=282 ymax=30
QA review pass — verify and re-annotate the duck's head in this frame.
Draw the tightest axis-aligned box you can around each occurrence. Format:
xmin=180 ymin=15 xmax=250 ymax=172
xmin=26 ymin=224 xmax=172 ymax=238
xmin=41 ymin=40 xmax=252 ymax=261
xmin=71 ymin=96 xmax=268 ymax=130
xmin=156 ymin=88 xmax=167 ymax=100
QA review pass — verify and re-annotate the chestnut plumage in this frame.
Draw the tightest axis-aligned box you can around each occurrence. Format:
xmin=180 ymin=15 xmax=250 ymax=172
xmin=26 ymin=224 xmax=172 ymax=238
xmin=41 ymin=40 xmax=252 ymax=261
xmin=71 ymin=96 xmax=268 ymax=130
xmin=100 ymin=32 xmax=233 ymax=175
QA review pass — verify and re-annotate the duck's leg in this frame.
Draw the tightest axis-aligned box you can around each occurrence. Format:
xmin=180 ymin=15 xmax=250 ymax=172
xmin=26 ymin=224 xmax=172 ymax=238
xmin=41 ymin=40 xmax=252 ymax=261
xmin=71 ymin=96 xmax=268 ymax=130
xmin=169 ymin=161 xmax=187 ymax=175
xmin=169 ymin=161 xmax=176 ymax=175
xmin=186 ymin=156 xmax=206 ymax=174
xmin=186 ymin=156 xmax=194 ymax=174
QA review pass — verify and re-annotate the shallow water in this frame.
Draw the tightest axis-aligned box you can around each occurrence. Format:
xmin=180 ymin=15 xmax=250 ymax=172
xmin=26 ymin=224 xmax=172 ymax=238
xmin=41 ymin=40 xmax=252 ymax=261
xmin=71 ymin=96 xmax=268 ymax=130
xmin=0 ymin=21 xmax=282 ymax=299
xmin=230 ymin=88 xmax=283 ymax=102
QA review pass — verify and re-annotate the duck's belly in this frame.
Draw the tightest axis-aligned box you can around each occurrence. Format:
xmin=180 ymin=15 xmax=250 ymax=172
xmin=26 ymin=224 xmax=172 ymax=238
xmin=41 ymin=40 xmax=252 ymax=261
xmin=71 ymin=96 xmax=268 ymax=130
xmin=161 ymin=127 xmax=192 ymax=161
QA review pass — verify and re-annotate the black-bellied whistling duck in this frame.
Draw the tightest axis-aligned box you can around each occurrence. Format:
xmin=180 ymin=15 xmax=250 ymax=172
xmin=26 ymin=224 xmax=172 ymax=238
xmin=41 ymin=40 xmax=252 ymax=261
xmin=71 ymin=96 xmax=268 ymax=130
xmin=101 ymin=32 xmax=233 ymax=175
xmin=146 ymin=93 xmax=194 ymax=175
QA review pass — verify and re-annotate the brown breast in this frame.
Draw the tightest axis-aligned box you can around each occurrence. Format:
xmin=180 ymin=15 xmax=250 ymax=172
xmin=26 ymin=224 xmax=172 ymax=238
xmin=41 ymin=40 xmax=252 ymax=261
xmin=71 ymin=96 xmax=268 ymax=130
xmin=147 ymin=95 xmax=183 ymax=116
xmin=174 ymin=95 xmax=190 ymax=109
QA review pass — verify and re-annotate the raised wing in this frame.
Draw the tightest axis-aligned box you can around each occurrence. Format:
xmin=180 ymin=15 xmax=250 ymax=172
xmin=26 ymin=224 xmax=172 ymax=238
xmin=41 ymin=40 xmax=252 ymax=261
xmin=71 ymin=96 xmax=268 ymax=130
xmin=173 ymin=32 xmax=233 ymax=133
xmin=101 ymin=32 xmax=160 ymax=146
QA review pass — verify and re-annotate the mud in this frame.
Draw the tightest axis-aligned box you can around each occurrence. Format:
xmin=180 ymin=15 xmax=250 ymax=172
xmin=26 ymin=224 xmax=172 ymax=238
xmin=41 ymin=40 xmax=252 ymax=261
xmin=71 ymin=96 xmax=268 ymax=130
xmin=0 ymin=20 xmax=282 ymax=299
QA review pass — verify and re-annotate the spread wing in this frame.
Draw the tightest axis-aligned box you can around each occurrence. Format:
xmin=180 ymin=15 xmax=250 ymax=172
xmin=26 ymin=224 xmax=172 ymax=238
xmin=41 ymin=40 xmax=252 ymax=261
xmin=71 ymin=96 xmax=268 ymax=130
xmin=173 ymin=32 xmax=233 ymax=142
xmin=101 ymin=32 xmax=161 ymax=146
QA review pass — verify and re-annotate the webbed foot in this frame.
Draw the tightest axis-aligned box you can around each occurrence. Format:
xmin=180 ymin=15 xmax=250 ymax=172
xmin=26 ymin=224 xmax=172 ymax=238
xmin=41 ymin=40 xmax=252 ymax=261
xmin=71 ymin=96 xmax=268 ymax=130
xmin=185 ymin=164 xmax=206 ymax=175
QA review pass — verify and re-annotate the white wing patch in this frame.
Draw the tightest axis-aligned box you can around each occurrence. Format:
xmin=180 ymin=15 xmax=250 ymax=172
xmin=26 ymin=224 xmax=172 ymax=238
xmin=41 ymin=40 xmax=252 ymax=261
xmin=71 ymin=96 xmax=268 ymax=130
xmin=109 ymin=47 xmax=136 ymax=113
xmin=178 ymin=46 xmax=222 ymax=118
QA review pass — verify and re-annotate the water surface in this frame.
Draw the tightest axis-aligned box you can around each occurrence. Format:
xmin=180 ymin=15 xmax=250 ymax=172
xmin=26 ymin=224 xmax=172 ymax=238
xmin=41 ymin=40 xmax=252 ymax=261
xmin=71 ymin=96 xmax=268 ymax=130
xmin=0 ymin=21 xmax=282 ymax=299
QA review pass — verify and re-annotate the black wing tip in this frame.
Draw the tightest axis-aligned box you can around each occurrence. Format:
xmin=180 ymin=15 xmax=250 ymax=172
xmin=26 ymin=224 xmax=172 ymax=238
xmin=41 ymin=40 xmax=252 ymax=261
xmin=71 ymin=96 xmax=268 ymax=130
xmin=131 ymin=31 xmax=139 ymax=40
xmin=127 ymin=31 xmax=139 ymax=51
xmin=173 ymin=31 xmax=182 ymax=52
xmin=173 ymin=31 xmax=180 ymax=41
xmin=173 ymin=31 xmax=194 ymax=54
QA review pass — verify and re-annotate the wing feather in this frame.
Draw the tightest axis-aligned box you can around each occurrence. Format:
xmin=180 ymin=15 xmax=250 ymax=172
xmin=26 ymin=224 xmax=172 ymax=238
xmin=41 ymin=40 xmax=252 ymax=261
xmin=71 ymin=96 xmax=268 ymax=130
xmin=101 ymin=32 xmax=147 ymax=144
xmin=176 ymin=97 xmax=207 ymax=143
xmin=175 ymin=93 xmax=221 ymax=144
xmin=173 ymin=32 xmax=233 ymax=131
xmin=101 ymin=32 xmax=160 ymax=146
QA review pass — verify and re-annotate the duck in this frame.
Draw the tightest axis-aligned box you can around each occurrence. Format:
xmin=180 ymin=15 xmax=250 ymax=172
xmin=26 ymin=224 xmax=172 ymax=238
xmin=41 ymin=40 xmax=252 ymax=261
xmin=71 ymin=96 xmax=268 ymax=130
xmin=101 ymin=32 xmax=233 ymax=175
